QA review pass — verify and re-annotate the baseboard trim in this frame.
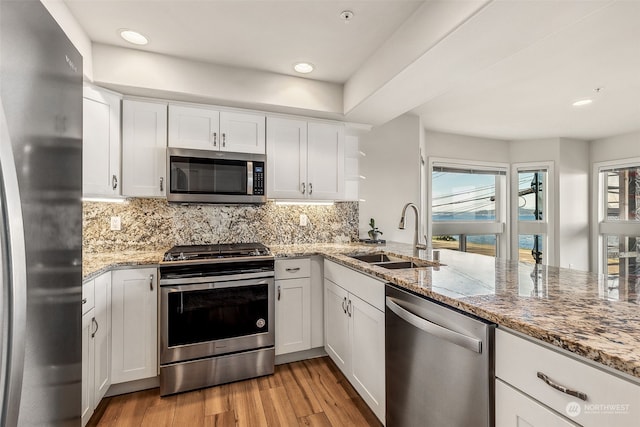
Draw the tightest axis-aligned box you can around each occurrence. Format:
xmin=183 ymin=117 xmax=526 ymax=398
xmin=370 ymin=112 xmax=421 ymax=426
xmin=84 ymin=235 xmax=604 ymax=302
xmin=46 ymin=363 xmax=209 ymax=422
xmin=105 ymin=376 xmax=160 ymax=397
xmin=275 ymin=347 xmax=327 ymax=365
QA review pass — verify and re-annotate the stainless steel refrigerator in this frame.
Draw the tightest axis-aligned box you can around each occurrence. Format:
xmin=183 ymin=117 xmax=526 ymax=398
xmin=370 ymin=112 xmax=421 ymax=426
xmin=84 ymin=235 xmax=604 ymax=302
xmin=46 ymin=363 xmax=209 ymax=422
xmin=1 ymin=0 xmax=83 ymax=425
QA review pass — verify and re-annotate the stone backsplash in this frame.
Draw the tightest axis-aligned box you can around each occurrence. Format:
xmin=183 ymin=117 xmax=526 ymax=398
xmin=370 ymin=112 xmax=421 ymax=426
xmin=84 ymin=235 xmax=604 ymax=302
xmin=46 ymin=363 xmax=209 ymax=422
xmin=83 ymin=198 xmax=358 ymax=253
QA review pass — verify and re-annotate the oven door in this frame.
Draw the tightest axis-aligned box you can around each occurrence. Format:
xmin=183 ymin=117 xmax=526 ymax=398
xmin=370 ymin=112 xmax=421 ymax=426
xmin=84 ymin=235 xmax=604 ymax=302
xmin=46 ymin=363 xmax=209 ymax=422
xmin=160 ymin=276 xmax=274 ymax=365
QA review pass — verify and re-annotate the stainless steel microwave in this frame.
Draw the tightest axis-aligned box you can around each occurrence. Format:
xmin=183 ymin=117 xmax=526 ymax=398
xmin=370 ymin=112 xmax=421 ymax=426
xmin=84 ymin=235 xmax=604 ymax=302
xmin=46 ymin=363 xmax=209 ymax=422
xmin=167 ymin=147 xmax=266 ymax=204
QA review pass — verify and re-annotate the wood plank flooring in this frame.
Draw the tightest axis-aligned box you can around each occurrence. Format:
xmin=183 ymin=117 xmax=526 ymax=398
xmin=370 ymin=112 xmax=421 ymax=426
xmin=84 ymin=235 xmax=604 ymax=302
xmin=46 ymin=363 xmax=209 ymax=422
xmin=88 ymin=357 xmax=382 ymax=427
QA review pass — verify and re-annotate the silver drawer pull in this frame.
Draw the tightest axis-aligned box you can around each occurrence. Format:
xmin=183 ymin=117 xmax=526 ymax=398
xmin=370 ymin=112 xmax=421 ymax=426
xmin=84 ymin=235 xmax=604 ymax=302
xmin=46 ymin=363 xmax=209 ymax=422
xmin=277 ymin=285 xmax=281 ymax=301
xmin=285 ymin=267 xmax=300 ymax=273
xmin=537 ymin=372 xmax=587 ymax=401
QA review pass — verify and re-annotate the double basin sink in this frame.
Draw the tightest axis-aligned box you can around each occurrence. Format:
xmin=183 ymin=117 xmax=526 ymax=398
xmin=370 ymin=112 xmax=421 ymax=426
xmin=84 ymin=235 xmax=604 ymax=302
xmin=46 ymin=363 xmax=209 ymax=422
xmin=348 ymin=252 xmax=437 ymax=270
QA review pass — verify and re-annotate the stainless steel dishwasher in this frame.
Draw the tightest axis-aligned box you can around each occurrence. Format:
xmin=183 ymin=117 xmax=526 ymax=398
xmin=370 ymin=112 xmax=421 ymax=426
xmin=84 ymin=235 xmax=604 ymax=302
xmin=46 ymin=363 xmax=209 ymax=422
xmin=385 ymin=284 xmax=495 ymax=427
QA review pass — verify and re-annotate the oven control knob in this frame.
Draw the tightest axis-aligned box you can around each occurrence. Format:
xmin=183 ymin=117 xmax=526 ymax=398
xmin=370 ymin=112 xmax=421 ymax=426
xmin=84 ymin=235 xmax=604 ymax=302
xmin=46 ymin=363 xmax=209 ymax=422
xmin=256 ymin=318 xmax=266 ymax=328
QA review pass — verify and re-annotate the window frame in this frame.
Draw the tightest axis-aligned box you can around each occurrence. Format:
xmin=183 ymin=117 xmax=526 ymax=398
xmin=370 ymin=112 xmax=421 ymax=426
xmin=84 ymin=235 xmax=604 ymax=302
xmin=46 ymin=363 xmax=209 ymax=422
xmin=592 ymin=157 xmax=640 ymax=275
xmin=511 ymin=161 xmax=555 ymax=265
xmin=427 ymin=157 xmax=510 ymax=258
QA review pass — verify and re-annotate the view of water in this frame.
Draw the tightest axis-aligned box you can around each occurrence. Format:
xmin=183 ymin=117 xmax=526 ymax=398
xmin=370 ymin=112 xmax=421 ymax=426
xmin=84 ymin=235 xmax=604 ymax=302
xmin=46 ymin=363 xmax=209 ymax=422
xmin=433 ymin=212 xmax=540 ymax=250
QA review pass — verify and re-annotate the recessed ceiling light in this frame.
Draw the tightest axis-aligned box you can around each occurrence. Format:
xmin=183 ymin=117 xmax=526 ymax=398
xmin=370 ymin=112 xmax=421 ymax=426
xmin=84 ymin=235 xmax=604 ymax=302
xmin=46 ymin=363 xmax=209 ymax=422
xmin=572 ymin=99 xmax=593 ymax=107
xmin=119 ymin=29 xmax=148 ymax=45
xmin=294 ymin=62 xmax=314 ymax=74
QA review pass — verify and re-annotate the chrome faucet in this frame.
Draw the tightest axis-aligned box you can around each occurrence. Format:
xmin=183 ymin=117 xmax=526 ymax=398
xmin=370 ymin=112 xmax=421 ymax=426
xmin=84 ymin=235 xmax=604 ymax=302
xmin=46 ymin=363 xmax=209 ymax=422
xmin=399 ymin=202 xmax=427 ymax=257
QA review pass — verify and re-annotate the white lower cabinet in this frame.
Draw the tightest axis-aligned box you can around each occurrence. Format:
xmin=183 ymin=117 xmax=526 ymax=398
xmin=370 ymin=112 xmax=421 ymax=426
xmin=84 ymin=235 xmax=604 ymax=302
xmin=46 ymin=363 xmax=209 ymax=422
xmin=496 ymin=379 xmax=577 ymax=427
xmin=111 ymin=268 xmax=158 ymax=384
xmin=496 ymin=328 xmax=640 ymax=427
xmin=324 ymin=260 xmax=385 ymax=423
xmin=81 ymin=272 xmax=112 ymax=427
xmin=275 ymin=258 xmax=311 ymax=355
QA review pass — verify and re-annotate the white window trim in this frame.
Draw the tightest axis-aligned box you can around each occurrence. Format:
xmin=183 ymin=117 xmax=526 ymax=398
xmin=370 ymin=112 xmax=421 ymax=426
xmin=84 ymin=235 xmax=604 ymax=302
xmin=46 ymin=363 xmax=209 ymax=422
xmin=511 ymin=161 xmax=555 ymax=265
xmin=427 ymin=157 xmax=510 ymax=258
xmin=591 ymin=156 xmax=640 ymax=274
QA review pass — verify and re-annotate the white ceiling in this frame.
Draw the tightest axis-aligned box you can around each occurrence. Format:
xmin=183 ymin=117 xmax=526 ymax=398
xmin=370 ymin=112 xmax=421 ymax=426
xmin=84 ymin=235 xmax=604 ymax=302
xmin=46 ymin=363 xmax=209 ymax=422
xmin=64 ymin=0 xmax=640 ymax=141
xmin=63 ymin=0 xmax=423 ymax=84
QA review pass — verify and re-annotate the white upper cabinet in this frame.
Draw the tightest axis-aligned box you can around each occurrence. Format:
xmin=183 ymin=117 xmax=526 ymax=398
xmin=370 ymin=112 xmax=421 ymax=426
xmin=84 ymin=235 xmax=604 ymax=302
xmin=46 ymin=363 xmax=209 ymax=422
xmin=122 ymin=100 xmax=167 ymax=197
xmin=307 ymin=122 xmax=345 ymax=200
xmin=82 ymin=85 xmax=121 ymax=196
xmin=267 ymin=117 xmax=345 ymax=200
xmin=168 ymin=104 xmax=265 ymax=154
xmin=220 ymin=111 xmax=266 ymax=154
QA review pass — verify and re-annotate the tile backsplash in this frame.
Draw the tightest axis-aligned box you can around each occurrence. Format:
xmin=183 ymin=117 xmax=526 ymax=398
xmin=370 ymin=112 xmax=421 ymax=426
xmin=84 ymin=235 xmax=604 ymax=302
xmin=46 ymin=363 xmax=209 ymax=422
xmin=83 ymin=198 xmax=358 ymax=253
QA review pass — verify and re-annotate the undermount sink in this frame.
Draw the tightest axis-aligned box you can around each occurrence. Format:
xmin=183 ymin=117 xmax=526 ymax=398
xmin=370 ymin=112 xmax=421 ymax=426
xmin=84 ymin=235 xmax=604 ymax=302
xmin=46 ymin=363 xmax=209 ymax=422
xmin=348 ymin=252 xmax=436 ymax=269
xmin=349 ymin=253 xmax=397 ymax=263
xmin=376 ymin=261 xmax=430 ymax=269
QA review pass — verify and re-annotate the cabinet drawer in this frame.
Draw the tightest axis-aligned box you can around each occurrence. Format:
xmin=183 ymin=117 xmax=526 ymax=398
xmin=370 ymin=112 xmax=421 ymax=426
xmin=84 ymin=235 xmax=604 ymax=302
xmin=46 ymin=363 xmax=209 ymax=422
xmin=82 ymin=279 xmax=95 ymax=315
xmin=496 ymin=328 xmax=640 ymax=427
xmin=324 ymin=260 xmax=384 ymax=311
xmin=275 ymin=258 xmax=310 ymax=279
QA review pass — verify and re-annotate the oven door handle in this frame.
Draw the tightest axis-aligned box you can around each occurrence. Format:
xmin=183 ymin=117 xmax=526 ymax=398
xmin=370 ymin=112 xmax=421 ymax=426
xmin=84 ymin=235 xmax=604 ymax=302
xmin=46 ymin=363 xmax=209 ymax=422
xmin=159 ymin=271 xmax=274 ymax=286
xmin=161 ymin=277 xmax=273 ymax=293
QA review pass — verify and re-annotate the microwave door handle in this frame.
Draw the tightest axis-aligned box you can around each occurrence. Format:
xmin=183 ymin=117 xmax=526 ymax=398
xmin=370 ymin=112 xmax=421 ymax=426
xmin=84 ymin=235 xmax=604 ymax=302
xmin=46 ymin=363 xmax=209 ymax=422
xmin=247 ymin=161 xmax=254 ymax=195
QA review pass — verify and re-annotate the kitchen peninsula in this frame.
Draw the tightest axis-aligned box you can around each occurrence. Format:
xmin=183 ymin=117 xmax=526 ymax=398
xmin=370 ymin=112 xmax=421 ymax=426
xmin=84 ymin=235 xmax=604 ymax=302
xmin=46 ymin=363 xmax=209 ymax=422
xmin=83 ymin=242 xmax=640 ymax=381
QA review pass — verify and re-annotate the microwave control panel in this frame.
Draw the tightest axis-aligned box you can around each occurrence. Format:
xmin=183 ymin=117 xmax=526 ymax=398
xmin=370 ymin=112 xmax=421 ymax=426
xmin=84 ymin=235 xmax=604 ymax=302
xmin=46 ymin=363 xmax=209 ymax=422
xmin=253 ymin=163 xmax=265 ymax=195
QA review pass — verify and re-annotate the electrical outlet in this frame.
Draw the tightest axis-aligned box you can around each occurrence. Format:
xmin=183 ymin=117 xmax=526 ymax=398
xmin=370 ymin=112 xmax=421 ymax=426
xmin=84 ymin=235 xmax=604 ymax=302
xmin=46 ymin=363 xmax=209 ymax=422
xmin=299 ymin=214 xmax=308 ymax=227
xmin=110 ymin=216 xmax=121 ymax=231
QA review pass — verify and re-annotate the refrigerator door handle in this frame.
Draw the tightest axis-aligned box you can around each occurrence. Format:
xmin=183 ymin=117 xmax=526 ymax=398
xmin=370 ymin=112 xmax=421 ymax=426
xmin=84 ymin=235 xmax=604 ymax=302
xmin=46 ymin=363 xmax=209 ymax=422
xmin=0 ymin=100 xmax=28 ymax=427
xmin=386 ymin=296 xmax=482 ymax=353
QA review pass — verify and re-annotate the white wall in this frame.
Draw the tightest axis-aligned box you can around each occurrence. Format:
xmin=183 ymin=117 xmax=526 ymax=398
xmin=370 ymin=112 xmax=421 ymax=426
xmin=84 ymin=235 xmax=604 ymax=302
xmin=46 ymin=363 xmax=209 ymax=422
xmin=359 ymin=114 xmax=421 ymax=244
xmin=425 ymin=130 xmax=510 ymax=162
xmin=41 ymin=0 xmax=93 ymax=81
xmin=591 ymin=130 xmax=640 ymax=163
xmin=558 ymin=138 xmax=590 ymax=271
xmin=92 ymin=44 xmax=343 ymax=118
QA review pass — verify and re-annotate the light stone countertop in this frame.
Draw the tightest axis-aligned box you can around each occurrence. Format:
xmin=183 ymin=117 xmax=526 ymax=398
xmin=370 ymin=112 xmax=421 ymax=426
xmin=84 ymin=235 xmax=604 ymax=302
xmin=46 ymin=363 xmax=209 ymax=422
xmin=82 ymin=241 xmax=640 ymax=382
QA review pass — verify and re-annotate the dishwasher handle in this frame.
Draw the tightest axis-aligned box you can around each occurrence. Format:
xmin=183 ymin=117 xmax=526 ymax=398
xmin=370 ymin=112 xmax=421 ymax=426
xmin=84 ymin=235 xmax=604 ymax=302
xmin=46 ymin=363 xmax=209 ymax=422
xmin=386 ymin=297 xmax=482 ymax=354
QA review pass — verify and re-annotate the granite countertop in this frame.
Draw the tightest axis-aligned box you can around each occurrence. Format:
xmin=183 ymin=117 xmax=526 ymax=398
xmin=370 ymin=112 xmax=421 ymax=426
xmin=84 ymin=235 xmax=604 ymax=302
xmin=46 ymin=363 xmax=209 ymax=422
xmin=83 ymin=242 xmax=640 ymax=382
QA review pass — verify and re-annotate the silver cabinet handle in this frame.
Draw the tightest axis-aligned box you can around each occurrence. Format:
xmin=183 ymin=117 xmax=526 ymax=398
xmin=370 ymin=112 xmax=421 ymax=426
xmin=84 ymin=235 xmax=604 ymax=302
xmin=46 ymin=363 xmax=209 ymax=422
xmin=347 ymin=299 xmax=352 ymax=317
xmin=149 ymin=274 xmax=154 ymax=291
xmin=309 ymin=182 xmax=313 ymax=195
xmin=222 ymin=133 xmax=226 ymax=147
xmin=285 ymin=267 xmax=300 ymax=273
xmin=82 ymin=298 xmax=87 ymax=305
xmin=342 ymin=297 xmax=347 ymax=313
xmin=277 ymin=285 xmax=281 ymax=301
xmin=0 ymin=98 xmax=28 ymax=427
xmin=212 ymin=132 xmax=217 ymax=147
xmin=301 ymin=182 xmax=306 ymax=194
xmin=537 ymin=372 xmax=588 ymax=401
xmin=112 ymin=174 xmax=118 ymax=190
xmin=91 ymin=317 xmax=99 ymax=338
xmin=160 ymin=176 xmax=164 ymax=192
xmin=386 ymin=297 xmax=482 ymax=353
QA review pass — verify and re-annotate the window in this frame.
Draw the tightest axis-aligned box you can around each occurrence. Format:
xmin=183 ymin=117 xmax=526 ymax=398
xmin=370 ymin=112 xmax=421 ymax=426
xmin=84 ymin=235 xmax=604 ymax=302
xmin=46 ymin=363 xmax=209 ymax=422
xmin=429 ymin=160 xmax=508 ymax=258
xmin=594 ymin=161 xmax=640 ymax=295
xmin=512 ymin=163 xmax=554 ymax=265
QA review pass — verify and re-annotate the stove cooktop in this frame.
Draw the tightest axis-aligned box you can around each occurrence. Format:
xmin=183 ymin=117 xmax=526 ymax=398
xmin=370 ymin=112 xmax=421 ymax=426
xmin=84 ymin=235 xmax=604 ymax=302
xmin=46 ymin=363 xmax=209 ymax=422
xmin=162 ymin=243 xmax=271 ymax=262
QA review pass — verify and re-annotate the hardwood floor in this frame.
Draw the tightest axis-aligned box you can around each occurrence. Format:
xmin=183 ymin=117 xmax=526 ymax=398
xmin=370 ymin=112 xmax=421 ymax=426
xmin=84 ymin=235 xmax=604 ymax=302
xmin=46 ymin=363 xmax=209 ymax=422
xmin=88 ymin=357 xmax=382 ymax=427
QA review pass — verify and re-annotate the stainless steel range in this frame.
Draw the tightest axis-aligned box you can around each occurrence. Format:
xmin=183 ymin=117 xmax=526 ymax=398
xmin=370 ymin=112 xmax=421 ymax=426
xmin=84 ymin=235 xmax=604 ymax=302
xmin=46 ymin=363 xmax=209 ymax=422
xmin=159 ymin=243 xmax=275 ymax=396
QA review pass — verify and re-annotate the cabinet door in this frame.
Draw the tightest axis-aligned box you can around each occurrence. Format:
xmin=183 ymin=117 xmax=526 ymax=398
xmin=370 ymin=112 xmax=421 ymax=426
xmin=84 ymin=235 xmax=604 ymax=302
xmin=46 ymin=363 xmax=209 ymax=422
xmin=275 ymin=278 xmax=311 ymax=355
xmin=111 ymin=268 xmax=158 ymax=384
xmin=81 ymin=310 xmax=94 ymax=427
xmin=168 ymin=104 xmax=220 ymax=150
xmin=307 ymin=122 xmax=344 ymax=200
xmin=496 ymin=379 xmax=577 ymax=427
xmin=93 ymin=273 xmax=111 ymax=404
xmin=122 ymin=100 xmax=167 ymax=197
xmin=266 ymin=117 xmax=307 ymax=199
xmin=349 ymin=294 xmax=385 ymax=422
xmin=220 ymin=111 xmax=265 ymax=154
xmin=324 ymin=279 xmax=350 ymax=374
xmin=82 ymin=86 xmax=121 ymax=196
